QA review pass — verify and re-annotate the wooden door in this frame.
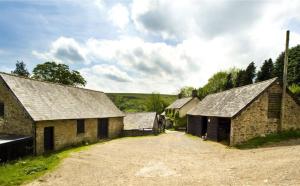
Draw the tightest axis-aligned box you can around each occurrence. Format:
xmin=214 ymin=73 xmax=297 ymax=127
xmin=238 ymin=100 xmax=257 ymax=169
xmin=98 ymin=118 xmax=109 ymax=139
xmin=44 ymin=127 xmax=54 ymax=152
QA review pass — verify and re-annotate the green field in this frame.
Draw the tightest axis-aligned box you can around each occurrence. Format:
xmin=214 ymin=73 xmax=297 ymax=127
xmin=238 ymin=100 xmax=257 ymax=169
xmin=107 ymin=93 xmax=177 ymax=113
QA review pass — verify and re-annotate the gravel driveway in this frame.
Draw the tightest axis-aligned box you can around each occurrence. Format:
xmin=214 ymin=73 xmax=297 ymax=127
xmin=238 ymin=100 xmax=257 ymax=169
xmin=27 ymin=131 xmax=300 ymax=186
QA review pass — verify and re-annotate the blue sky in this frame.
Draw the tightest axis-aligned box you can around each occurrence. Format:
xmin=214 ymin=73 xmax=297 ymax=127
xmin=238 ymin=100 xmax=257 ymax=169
xmin=0 ymin=0 xmax=299 ymax=93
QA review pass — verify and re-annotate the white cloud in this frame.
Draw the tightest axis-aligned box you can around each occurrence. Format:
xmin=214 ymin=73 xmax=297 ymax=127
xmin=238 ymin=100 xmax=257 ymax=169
xmin=33 ymin=37 xmax=88 ymax=64
xmin=31 ymin=0 xmax=300 ymax=93
xmin=108 ymin=3 xmax=129 ymax=29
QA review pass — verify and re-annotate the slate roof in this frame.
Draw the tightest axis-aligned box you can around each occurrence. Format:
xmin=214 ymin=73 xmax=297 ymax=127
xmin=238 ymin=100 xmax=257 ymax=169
xmin=0 ymin=73 xmax=124 ymax=121
xmin=124 ymin=112 xmax=157 ymax=130
xmin=187 ymin=78 xmax=278 ymax=118
xmin=167 ymin=97 xmax=193 ymax=109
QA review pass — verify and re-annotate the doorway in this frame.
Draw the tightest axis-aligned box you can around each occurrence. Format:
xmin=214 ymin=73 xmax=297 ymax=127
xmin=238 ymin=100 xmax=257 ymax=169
xmin=44 ymin=127 xmax=54 ymax=152
xmin=201 ymin=116 xmax=208 ymax=136
xmin=218 ymin=118 xmax=231 ymax=143
xmin=98 ymin=118 xmax=109 ymax=139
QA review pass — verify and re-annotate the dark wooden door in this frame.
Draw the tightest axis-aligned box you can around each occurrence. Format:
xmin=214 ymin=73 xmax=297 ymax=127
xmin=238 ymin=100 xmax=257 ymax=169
xmin=98 ymin=118 xmax=109 ymax=139
xmin=44 ymin=127 xmax=54 ymax=152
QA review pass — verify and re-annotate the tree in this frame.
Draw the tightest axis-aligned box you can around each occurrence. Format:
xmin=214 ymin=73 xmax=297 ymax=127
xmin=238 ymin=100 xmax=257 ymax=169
xmin=11 ymin=60 xmax=30 ymax=77
xmin=234 ymin=70 xmax=245 ymax=87
xmin=197 ymin=71 xmax=228 ymax=98
xmin=256 ymin=58 xmax=274 ymax=82
xmin=234 ymin=62 xmax=256 ymax=87
xmin=145 ymin=93 xmax=166 ymax=113
xmin=243 ymin=62 xmax=256 ymax=85
xmin=274 ymin=45 xmax=300 ymax=86
xmin=179 ymin=86 xmax=195 ymax=97
xmin=224 ymin=73 xmax=234 ymax=90
xmin=32 ymin=62 xmax=86 ymax=86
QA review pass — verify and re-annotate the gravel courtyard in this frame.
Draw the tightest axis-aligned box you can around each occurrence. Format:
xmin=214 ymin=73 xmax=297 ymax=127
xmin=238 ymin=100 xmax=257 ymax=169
xmin=27 ymin=131 xmax=300 ymax=186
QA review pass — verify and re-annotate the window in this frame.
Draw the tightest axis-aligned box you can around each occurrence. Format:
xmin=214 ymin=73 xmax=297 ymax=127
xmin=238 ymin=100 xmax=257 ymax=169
xmin=0 ymin=103 xmax=4 ymax=117
xmin=77 ymin=119 xmax=85 ymax=134
xmin=268 ymin=93 xmax=282 ymax=119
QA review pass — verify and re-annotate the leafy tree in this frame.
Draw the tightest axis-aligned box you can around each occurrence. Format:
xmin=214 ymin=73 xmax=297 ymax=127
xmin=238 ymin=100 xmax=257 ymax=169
xmin=178 ymin=86 xmax=195 ymax=97
xmin=197 ymin=71 xmax=228 ymax=98
xmin=256 ymin=58 xmax=274 ymax=82
xmin=274 ymin=45 xmax=300 ymax=86
xmin=145 ymin=93 xmax=166 ymax=113
xmin=32 ymin=62 xmax=86 ymax=86
xmin=11 ymin=60 xmax=30 ymax=77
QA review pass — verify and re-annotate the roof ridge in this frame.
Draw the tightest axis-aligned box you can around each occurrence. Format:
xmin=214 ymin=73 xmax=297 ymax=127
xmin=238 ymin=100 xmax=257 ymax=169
xmin=125 ymin=112 xmax=157 ymax=114
xmin=205 ymin=77 xmax=278 ymax=97
xmin=0 ymin=71 xmax=104 ymax=94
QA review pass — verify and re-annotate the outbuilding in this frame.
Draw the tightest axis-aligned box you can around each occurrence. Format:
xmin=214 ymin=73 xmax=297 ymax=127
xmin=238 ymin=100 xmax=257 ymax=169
xmin=165 ymin=96 xmax=200 ymax=129
xmin=0 ymin=72 xmax=125 ymax=155
xmin=187 ymin=78 xmax=300 ymax=145
xmin=123 ymin=112 xmax=160 ymax=136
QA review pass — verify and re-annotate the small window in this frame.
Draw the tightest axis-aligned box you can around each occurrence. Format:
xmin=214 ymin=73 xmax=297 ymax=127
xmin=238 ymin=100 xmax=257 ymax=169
xmin=0 ymin=103 xmax=4 ymax=117
xmin=77 ymin=119 xmax=85 ymax=134
xmin=268 ymin=93 xmax=282 ymax=119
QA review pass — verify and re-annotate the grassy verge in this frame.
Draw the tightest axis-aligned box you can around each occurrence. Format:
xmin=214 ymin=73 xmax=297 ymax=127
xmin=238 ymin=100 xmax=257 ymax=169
xmin=0 ymin=144 xmax=91 ymax=186
xmin=236 ymin=129 xmax=300 ymax=149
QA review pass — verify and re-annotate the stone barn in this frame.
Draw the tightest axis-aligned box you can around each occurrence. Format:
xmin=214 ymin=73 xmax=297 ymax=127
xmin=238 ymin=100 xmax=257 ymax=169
xmin=187 ymin=78 xmax=300 ymax=145
xmin=123 ymin=112 xmax=160 ymax=136
xmin=0 ymin=72 xmax=124 ymax=155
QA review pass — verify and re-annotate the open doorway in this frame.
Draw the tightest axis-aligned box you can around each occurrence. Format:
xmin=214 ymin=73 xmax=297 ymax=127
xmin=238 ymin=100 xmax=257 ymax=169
xmin=44 ymin=127 xmax=54 ymax=152
xmin=218 ymin=118 xmax=231 ymax=144
xmin=201 ymin=116 xmax=208 ymax=136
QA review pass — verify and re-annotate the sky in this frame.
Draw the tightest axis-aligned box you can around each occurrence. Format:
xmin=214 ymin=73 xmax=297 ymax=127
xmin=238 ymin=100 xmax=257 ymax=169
xmin=0 ymin=0 xmax=300 ymax=94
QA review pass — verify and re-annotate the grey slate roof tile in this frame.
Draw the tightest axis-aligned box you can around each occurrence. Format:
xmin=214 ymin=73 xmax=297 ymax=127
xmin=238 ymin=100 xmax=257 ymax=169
xmin=0 ymin=73 xmax=125 ymax=121
xmin=124 ymin=112 xmax=157 ymax=130
xmin=167 ymin=97 xmax=193 ymax=109
xmin=187 ymin=78 xmax=278 ymax=118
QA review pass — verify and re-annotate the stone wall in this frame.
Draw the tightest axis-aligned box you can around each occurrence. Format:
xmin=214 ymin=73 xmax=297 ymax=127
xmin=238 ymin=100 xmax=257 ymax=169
xmin=108 ymin=117 xmax=124 ymax=138
xmin=230 ymin=84 xmax=279 ymax=145
xmin=179 ymin=98 xmax=200 ymax=118
xmin=35 ymin=119 xmax=98 ymax=154
xmin=36 ymin=117 xmax=124 ymax=154
xmin=0 ymin=78 xmax=33 ymax=136
xmin=282 ymin=92 xmax=300 ymax=130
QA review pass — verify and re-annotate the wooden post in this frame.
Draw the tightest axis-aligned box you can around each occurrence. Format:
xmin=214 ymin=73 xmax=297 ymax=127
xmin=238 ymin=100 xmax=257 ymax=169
xmin=280 ymin=30 xmax=290 ymax=131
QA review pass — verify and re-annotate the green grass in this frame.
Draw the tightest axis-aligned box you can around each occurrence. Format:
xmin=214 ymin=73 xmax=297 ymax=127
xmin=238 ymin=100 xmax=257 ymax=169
xmin=236 ymin=129 xmax=300 ymax=149
xmin=107 ymin=93 xmax=177 ymax=113
xmin=0 ymin=145 xmax=91 ymax=186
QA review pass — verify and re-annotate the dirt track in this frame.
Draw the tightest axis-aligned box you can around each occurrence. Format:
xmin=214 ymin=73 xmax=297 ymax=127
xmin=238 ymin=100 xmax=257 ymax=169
xmin=27 ymin=131 xmax=300 ymax=186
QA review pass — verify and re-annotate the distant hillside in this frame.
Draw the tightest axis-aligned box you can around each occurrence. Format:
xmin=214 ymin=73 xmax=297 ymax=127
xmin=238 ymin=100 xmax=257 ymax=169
xmin=107 ymin=93 xmax=177 ymax=113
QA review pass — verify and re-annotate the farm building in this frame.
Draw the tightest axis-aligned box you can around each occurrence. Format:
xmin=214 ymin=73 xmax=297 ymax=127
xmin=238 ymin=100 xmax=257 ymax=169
xmin=123 ymin=112 xmax=161 ymax=136
xmin=165 ymin=96 xmax=200 ymax=128
xmin=187 ymin=77 xmax=300 ymax=145
xmin=0 ymin=72 xmax=124 ymax=156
